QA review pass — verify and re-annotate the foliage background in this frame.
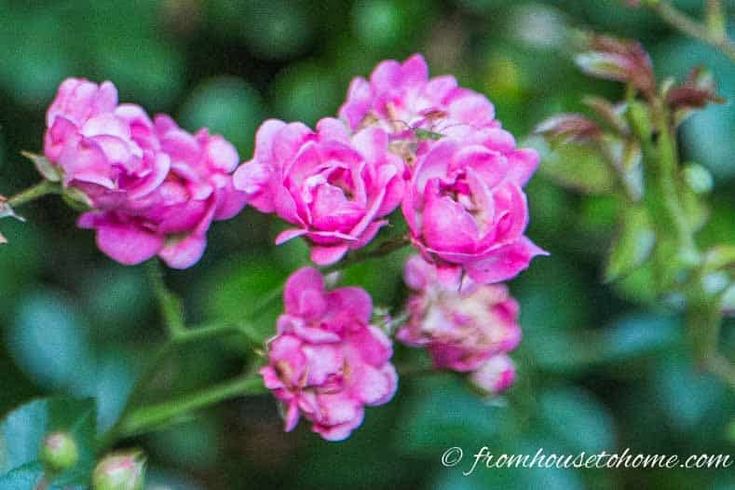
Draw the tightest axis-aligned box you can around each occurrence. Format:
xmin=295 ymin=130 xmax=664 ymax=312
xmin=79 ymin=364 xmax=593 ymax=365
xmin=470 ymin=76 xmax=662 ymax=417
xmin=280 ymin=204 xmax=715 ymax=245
xmin=1 ymin=0 xmax=735 ymax=488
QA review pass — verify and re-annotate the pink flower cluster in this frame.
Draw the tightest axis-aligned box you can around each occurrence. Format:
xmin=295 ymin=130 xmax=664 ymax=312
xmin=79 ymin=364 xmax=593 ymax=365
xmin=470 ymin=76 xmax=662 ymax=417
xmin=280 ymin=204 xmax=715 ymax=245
xmin=44 ymin=78 xmax=246 ymax=268
xmin=252 ymin=55 xmax=539 ymax=439
xmin=397 ymin=255 xmax=520 ymax=395
xmin=43 ymin=55 xmax=541 ymax=442
xmin=235 ymin=54 xmax=544 ymax=283
xmin=260 ymin=267 xmax=397 ymax=440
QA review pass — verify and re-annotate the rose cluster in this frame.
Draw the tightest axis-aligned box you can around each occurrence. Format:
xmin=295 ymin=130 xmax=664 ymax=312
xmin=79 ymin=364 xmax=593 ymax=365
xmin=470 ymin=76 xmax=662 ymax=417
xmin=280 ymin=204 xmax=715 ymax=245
xmin=235 ymin=54 xmax=545 ymax=282
xmin=44 ymin=78 xmax=246 ymax=268
xmin=42 ymin=54 xmax=543 ymax=441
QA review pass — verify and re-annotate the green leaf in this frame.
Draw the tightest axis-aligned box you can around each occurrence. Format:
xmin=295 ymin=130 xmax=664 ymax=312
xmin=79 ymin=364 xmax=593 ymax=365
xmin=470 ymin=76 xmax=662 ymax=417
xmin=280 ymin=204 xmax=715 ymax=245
xmin=180 ymin=77 xmax=264 ymax=156
xmin=199 ymin=257 xmax=288 ymax=343
xmin=0 ymin=397 xmax=97 ymax=487
xmin=395 ymin=376 xmax=514 ymax=456
xmin=534 ymin=138 xmax=616 ymax=194
xmin=598 ymin=314 xmax=680 ymax=363
xmin=20 ymin=152 xmax=61 ymax=183
xmin=0 ymin=463 xmax=44 ymax=489
xmin=605 ymin=205 xmax=655 ymax=282
xmin=61 ymin=187 xmax=93 ymax=212
xmin=538 ymin=386 xmax=614 ymax=454
xmin=8 ymin=290 xmax=93 ymax=391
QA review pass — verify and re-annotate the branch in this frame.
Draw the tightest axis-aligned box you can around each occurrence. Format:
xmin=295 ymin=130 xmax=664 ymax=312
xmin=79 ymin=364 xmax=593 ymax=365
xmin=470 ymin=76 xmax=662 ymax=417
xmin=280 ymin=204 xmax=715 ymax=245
xmin=649 ymin=1 xmax=735 ymax=63
xmin=5 ymin=181 xmax=59 ymax=208
xmin=113 ymin=374 xmax=266 ymax=439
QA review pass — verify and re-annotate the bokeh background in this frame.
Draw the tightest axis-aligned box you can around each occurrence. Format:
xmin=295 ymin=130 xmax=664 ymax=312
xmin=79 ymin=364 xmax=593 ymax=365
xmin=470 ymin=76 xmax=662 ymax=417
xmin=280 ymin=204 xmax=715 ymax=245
xmin=2 ymin=0 xmax=735 ymax=488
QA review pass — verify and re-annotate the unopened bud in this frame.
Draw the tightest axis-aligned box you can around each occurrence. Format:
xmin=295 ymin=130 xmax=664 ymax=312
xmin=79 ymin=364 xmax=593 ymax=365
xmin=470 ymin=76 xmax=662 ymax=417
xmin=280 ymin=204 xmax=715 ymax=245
xmin=40 ymin=432 xmax=79 ymax=473
xmin=469 ymin=354 xmax=516 ymax=396
xmin=535 ymin=113 xmax=602 ymax=144
xmin=683 ymin=163 xmax=713 ymax=194
xmin=93 ymin=452 xmax=145 ymax=490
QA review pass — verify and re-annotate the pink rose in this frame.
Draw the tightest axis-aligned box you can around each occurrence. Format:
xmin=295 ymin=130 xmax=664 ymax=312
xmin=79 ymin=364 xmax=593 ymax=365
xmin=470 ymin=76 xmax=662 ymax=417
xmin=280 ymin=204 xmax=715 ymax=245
xmin=44 ymin=78 xmax=246 ymax=268
xmin=469 ymin=354 xmax=516 ymax=395
xmin=260 ymin=267 xmax=397 ymax=441
xmin=77 ymin=115 xmax=247 ymax=268
xmin=44 ymin=78 xmax=170 ymax=206
xmin=233 ymin=118 xmax=405 ymax=265
xmin=398 ymin=256 xmax=521 ymax=373
xmin=401 ymin=130 xmax=546 ymax=285
xmin=339 ymin=54 xmax=498 ymax=149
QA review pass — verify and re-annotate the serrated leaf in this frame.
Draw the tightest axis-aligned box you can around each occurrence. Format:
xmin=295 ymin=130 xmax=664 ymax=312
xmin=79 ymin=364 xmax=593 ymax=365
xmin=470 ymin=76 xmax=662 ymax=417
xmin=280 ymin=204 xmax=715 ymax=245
xmin=0 ymin=397 xmax=97 ymax=487
xmin=21 ymin=151 xmax=61 ymax=183
xmin=605 ymin=205 xmax=655 ymax=282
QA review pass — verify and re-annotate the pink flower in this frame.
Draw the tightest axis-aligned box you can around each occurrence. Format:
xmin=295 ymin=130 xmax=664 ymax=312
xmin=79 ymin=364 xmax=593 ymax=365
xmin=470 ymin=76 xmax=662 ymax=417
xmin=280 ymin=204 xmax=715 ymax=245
xmin=339 ymin=54 xmax=498 ymax=145
xmin=397 ymin=256 xmax=521 ymax=373
xmin=401 ymin=130 xmax=546 ymax=285
xmin=44 ymin=78 xmax=170 ymax=204
xmin=233 ymin=118 xmax=405 ymax=265
xmin=260 ymin=267 xmax=397 ymax=441
xmin=78 ymin=115 xmax=247 ymax=268
xmin=44 ymin=78 xmax=246 ymax=268
xmin=469 ymin=354 xmax=516 ymax=395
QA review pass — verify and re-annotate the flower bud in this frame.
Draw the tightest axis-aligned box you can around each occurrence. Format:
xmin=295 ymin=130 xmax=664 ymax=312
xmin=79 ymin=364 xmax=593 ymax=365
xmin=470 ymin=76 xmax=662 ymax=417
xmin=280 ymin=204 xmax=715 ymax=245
xmin=683 ymin=163 xmax=713 ymax=194
xmin=92 ymin=452 xmax=145 ymax=490
xmin=575 ymin=34 xmax=655 ymax=95
xmin=534 ymin=113 xmax=602 ymax=144
xmin=40 ymin=432 xmax=79 ymax=473
xmin=469 ymin=354 xmax=517 ymax=396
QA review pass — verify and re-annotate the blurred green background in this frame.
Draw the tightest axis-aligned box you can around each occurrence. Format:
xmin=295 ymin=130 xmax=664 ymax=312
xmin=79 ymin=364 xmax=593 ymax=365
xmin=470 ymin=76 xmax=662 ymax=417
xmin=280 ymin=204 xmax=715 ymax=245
xmin=1 ymin=0 xmax=735 ymax=488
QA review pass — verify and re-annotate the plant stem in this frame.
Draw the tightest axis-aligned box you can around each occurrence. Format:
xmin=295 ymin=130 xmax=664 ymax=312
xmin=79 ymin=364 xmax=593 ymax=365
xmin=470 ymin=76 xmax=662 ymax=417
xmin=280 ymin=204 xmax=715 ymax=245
xmin=6 ymin=181 xmax=59 ymax=208
xmin=113 ymin=375 xmax=266 ymax=439
xmin=97 ymin=342 xmax=175 ymax=450
xmin=322 ymin=235 xmax=410 ymax=273
xmin=146 ymin=260 xmax=186 ymax=337
xmin=649 ymin=1 xmax=735 ymax=63
xmin=173 ymin=320 xmax=263 ymax=346
xmin=705 ymin=0 xmax=727 ymax=40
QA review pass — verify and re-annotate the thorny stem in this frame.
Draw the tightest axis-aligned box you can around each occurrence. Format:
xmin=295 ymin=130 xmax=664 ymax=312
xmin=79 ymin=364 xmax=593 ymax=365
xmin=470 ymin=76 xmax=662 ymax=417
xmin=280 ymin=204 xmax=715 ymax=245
xmin=647 ymin=1 xmax=735 ymax=63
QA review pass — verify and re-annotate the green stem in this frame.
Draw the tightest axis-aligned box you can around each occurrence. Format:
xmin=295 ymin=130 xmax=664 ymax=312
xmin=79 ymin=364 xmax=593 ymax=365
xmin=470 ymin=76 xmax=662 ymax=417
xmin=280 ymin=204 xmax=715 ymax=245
xmin=650 ymin=100 xmax=698 ymax=263
xmin=322 ymin=235 xmax=410 ymax=273
xmin=98 ymin=342 xmax=175 ymax=450
xmin=173 ymin=321 xmax=263 ymax=346
xmin=705 ymin=0 xmax=727 ymax=40
xmin=146 ymin=260 xmax=186 ymax=337
xmin=649 ymin=1 xmax=735 ymax=63
xmin=114 ymin=375 xmax=265 ymax=439
xmin=6 ymin=181 xmax=58 ymax=208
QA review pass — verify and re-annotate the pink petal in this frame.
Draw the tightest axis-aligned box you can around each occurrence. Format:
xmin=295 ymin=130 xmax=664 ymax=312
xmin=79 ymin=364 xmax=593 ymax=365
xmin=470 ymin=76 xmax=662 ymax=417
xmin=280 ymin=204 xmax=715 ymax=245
xmin=275 ymin=228 xmax=308 ymax=245
xmin=284 ymin=267 xmax=325 ymax=316
xmin=93 ymin=220 xmax=164 ymax=265
xmin=310 ymin=244 xmax=350 ymax=266
xmin=465 ymin=237 xmax=548 ymax=284
xmin=506 ymin=148 xmax=540 ymax=187
xmin=159 ymin=234 xmax=207 ymax=269
xmin=326 ymin=287 xmax=373 ymax=324
xmin=400 ymin=54 xmax=429 ymax=87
